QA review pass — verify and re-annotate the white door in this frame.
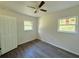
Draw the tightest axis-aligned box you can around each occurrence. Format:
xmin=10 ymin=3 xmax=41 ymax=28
xmin=0 ymin=16 xmax=17 ymax=54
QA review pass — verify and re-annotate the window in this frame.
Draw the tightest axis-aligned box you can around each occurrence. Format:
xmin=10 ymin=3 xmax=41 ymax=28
xmin=24 ymin=21 xmax=33 ymax=31
xmin=58 ymin=16 xmax=77 ymax=33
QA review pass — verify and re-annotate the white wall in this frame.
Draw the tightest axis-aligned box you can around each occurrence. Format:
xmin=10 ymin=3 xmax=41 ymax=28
xmin=0 ymin=7 xmax=38 ymax=45
xmin=39 ymin=5 xmax=79 ymax=55
xmin=17 ymin=16 xmax=38 ymax=45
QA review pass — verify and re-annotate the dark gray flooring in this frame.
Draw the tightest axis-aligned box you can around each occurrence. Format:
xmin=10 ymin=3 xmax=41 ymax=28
xmin=0 ymin=39 xmax=79 ymax=58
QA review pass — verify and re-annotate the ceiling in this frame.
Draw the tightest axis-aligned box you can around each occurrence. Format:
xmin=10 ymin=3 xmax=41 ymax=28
xmin=0 ymin=1 xmax=79 ymax=17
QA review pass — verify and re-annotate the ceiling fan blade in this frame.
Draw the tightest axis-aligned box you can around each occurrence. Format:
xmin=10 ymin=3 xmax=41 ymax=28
xmin=27 ymin=6 xmax=36 ymax=9
xmin=34 ymin=10 xmax=37 ymax=13
xmin=38 ymin=1 xmax=45 ymax=8
xmin=40 ymin=9 xmax=47 ymax=12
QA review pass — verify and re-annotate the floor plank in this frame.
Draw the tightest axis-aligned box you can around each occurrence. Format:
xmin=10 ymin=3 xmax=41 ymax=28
xmin=0 ymin=39 xmax=79 ymax=58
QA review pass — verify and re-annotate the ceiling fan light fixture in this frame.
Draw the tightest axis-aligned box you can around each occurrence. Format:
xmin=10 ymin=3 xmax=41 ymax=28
xmin=26 ymin=1 xmax=47 ymax=13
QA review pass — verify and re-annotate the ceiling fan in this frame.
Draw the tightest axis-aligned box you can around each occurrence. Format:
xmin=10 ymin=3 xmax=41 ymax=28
xmin=27 ymin=1 xmax=47 ymax=13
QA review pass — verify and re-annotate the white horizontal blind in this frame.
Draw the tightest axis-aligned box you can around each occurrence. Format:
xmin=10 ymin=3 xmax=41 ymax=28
xmin=24 ymin=21 xmax=33 ymax=31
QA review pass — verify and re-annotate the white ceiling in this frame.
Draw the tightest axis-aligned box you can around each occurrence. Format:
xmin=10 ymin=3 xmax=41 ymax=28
xmin=0 ymin=1 xmax=79 ymax=17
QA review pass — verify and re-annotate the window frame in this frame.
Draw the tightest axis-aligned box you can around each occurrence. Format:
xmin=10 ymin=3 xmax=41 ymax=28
xmin=24 ymin=21 xmax=33 ymax=31
xmin=57 ymin=16 xmax=78 ymax=33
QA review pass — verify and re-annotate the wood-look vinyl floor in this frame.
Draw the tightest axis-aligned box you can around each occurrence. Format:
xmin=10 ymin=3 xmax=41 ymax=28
xmin=0 ymin=39 xmax=79 ymax=58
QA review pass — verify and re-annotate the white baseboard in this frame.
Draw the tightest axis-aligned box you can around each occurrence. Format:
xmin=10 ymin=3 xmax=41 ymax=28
xmin=42 ymin=39 xmax=79 ymax=56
